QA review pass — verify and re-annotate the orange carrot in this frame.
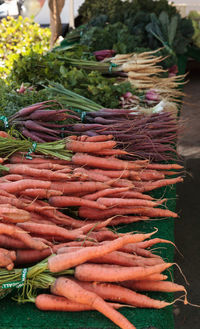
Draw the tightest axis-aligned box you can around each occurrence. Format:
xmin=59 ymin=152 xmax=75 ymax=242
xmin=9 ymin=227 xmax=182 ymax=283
xmin=49 ymin=196 xmax=106 ymax=210
xmin=1 ymin=174 xmax=24 ymax=181
xmin=138 ymin=170 xmax=165 ymax=181
xmin=7 ymin=164 xmax=71 ymax=181
xmin=0 ymin=223 xmax=48 ymax=250
xmin=106 ymin=190 xmax=153 ymax=200
xmin=50 ymin=181 xmax=109 ymax=195
xmin=122 ymin=280 xmax=186 ymax=293
xmin=160 ymin=170 xmax=179 ymax=176
xmin=15 ymin=248 xmax=53 ymax=265
xmin=97 ymin=197 xmax=160 ymax=208
xmin=16 ymin=163 xmax=72 ymax=171
xmin=73 ymin=167 xmax=111 ymax=182
xmin=137 ymin=273 xmax=168 ymax=281
xmin=135 ymin=237 xmax=176 ymax=249
xmin=57 ymin=247 xmax=163 ymax=267
xmin=107 ymin=215 xmax=150 ymax=226
xmin=72 ymin=153 xmax=142 ymax=170
xmin=0 ymin=248 xmax=16 ymax=270
xmin=48 ymin=231 xmax=155 ymax=272
xmin=0 ymin=234 xmax=30 ymax=250
xmin=138 ymin=177 xmax=184 ymax=192
xmin=17 ymin=222 xmax=85 ymax=241
xmin=78 ymin=206 xmax=178 ymax=220
xmin=79 ymin=135 xmax=113 ymax=143
xmin=35 ymin=293 xmax=126 ymax=312
xmin=10 ymin=154 xmax=72 ymax=165
xmin=146 ymin=163 xmax=183 ymax=170
xmin=0 ymin=190 xmax=17 ymax=198
xmin=120 ymin=245 xmax=160 ymax=259
xmin=0 ymin=196 xmax=55 ymax=218
xmin=74 ymin=262 xmax=172 ymax=282
xmin=90 ymin=169 xmax=139 ymax=179
xmin=20 ymin=189 xmax=63 ymax=199
xmin=93 ymin=149 xmax=128 ymax=156
xmin=0 ymin=204 xmax=30 ymax=223
xmin=73 ymin=280 xmax=171 ymax=309
xmin=66 ymin=139 xmax=116 ymax=153
xmin=51 ymin=277 xmax=137 ymax=329
xmin=0 ymin=179 xmax=51 ymax=194
xmin=86 ymin=230 xmax=119 ymax=242
xmin=83 ymin=187 xmax=130 ymax=201
xmin=0 ymin=131 xmax=10 ymax=138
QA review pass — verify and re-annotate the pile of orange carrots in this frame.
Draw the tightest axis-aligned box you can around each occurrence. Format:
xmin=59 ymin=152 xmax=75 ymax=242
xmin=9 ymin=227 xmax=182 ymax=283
xmin=0 ymin=134 xmax=185 ymax=329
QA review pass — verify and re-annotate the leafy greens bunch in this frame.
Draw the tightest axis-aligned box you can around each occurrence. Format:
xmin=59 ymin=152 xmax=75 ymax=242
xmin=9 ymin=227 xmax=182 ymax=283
xmin=6 ymin=48 xmax=135 ymax=109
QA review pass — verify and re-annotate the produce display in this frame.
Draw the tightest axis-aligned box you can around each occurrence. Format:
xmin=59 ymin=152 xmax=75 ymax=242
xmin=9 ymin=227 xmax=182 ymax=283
xmin=0 ymin=10 xmax=194 ymax=329
xmin=66 ymin=0 xmax=194 ymax=69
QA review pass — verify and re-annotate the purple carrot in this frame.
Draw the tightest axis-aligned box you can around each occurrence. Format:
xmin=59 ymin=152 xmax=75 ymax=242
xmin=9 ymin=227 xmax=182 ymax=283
xmin=21 ymin=128 xmax=46 ymax=142
xmin=26 ymin=110 xmax=67 ymax=121
xmin=23 ymin=120 xmax=60 ymax=135
xmin=12 ymin=100 xmax=59 ymax=119
xmin=72 ymin=123 xmax=104 ymax=132
xmin=28 ymin=131 xmax=60 ymax=142
xmin=94 ymin=117 xmax=118 ymax=125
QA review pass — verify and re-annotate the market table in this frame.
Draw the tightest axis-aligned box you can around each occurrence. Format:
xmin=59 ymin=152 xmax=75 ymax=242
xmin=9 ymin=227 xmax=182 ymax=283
xmin=0 ymin=184 xmax=176 ymax=329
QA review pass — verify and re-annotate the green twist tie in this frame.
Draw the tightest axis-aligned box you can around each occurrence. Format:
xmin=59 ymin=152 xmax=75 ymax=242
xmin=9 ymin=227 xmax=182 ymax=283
xmin=81 ymin=111 xmax=86 ymax=122
xmin=1 ymin=268 xmax=28 ymax=290
xmin=0 ymin=115 xmax=9 ymax=129
xmin=73 ymin=109 xmax=82 ymax=114
xmin=25 ymin=142 xmax=37 ymax=160
xmin=61 ymin=127 xmax=65 ymax=139
xmin=109 ymin=63 xmax=118 ymax=73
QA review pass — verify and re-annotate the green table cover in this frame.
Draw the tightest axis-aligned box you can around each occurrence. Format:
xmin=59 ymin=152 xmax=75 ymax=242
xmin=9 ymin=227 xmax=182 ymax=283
xmin=0 ymin=185 xmax=176 ymax=329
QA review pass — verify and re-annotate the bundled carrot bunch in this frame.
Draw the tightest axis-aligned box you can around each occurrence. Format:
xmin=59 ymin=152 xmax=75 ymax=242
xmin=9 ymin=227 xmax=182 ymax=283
xmin=0 ymin=231 xmax=187 ymax=329
xmin=0 ymin=134 xmax=186 ymax=329
xmin=70 ymin=109 xmax=179 ymax=162
xmin=0 ymin=134 xmax=183 ymax=266
xmin=4 ymin=100 xmax=80 ymax=142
